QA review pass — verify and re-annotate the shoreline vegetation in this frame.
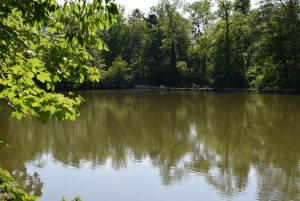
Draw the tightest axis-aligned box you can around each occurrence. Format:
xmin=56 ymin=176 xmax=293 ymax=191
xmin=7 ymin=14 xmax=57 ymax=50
xmin=134 ymin=86 xmax=300 ymax=94
xmin=98 ymin=0 xmax=300 ymax=91
xmin=66 ymin=84 xmax=300 ymax=94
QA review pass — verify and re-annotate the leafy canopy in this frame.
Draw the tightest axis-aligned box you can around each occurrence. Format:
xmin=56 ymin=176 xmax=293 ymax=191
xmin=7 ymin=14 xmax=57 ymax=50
xmin=0 ymin=0 xmax=118 ymax=123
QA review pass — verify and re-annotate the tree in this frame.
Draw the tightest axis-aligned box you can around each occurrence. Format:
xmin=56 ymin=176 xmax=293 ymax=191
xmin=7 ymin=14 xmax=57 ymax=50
xmin=188 ymin=0 xmax=214 ymax=35
xmin=126 ymin=13 xmax=149 ymax=77
xmin=234 ymin=0 xmax=251 ymax=14
xmin=142 ymin=17 xmax=165 ymax=85
xmin=246 ymin=0 xmax=300 ymax=89
xmin=129 ymin=8 xmax=145 ymax=24
xmin=100 ymin=8 xmax=148 ymax=80
xmin=146 ymin=0 xmax=191 ymax=86
xmin=216 ymin=0 xmax=233 ymax=86
xmin=188 ymin=33 xmax=214 ymax=86
xmin=0 ymin=0 xmax=118 ymax=123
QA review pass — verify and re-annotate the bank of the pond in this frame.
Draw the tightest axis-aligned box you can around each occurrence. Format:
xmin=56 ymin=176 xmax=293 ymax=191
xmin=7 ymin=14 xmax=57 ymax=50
xmin=132 ymin=85 xmax=300 ymax=94
xmin=54 ymin=83 xmax=300 ymax=94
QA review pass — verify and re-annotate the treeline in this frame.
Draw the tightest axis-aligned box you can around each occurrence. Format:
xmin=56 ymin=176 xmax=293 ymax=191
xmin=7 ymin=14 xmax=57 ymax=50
xmin=95 ymin=0 xmax=300 ymax=89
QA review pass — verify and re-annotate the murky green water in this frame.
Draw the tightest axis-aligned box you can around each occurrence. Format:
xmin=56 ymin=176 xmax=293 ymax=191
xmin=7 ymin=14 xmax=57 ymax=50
xmin=0 ymin=90 xmax=300 ymax=201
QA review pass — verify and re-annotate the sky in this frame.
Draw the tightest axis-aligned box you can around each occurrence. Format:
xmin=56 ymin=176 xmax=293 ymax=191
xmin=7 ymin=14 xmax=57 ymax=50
xmin=114 ymin=0 xmax=260 ymax=15
xmin=58 ymin=0 xmax=259 ymax=14
xmin=115 ymin=0 xmax=194 ymax=14
xmin=115 ymin=0 xmax=159 ymax=14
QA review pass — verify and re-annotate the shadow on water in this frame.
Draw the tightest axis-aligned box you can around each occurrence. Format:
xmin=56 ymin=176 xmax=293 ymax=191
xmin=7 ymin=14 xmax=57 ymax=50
xmin=0 ymin=91 xmax=300 ymax=200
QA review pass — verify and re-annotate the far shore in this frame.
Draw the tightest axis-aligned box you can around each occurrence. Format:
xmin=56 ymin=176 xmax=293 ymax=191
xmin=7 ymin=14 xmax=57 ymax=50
xmin=132 ymin=85 xmax=300 ymax=94
xmin=133 ymin=85 xmax=300 ymax=94
xmin=71 ymin=85 xmax=300 ymax=94
xmin=53 ymin=83 xmax=300 ymax=94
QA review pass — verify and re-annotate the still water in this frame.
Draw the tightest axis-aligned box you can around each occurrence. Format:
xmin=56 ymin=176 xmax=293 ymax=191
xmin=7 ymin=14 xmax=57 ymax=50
xmin=0 ymin=90 xmax=300 ymax=201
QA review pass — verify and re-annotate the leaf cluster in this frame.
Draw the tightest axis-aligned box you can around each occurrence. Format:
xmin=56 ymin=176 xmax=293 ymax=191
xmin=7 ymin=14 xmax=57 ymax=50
xmin=0 ymin=0 xmax=118 ymax=122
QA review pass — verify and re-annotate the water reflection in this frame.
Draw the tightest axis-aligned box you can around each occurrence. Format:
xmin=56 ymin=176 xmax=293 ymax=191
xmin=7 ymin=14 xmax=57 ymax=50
xmin=0 ymin=91 xmax=300 ymax=200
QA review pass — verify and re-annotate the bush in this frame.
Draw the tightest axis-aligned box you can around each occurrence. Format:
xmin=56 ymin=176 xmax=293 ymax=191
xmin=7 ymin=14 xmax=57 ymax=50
xmin=101 ymin=57 xmax=133 ymax=88
xmin=0 ymin=169 xmax=36 ymax=201
xmin=176 ymin=61 xmax=188 ymax=82
xmin=246 ymin=58 xmax=280 ymax=89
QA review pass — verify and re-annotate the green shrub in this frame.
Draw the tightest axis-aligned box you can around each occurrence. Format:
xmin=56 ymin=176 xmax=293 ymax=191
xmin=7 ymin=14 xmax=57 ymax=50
xmin=0 ymin=169 xmax=36 ymax=201
xmin=246 ymin=58 xmax=280 ymax=89
xmin=101 ymin=57 xmax=133 ymax=88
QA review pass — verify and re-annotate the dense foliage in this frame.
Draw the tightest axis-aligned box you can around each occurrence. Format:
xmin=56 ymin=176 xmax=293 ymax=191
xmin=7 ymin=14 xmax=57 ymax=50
xmin=100 ymin=0 xmax=299 ymax=89
xmin=0 ymin=0 xmax=118 ymax=123
xmin=100 ymin=57 xmax=133 ymax=88
xmin=0 ymin=168 xmax=36 ymax=201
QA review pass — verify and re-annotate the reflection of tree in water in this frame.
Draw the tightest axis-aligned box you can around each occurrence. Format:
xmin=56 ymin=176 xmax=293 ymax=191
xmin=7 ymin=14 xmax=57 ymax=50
xmin=257 ymin=165 xmax=300 ymax=201
xmin=191 ymin=93 xmax=300 ymax=199
xmin=0 ymin=91 xmax=300 ymax=200
xmin=12 ymin=166 xmax=43 ymax=197
xmin=0 ymin=108 xmax=44 ymax=197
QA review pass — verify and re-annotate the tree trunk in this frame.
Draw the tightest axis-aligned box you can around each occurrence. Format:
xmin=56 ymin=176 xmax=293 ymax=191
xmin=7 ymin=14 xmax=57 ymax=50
xmin=171 ymin=40 xmax=177 ymax=86
xmin=225 ymin=12 xmax=231 ymax=86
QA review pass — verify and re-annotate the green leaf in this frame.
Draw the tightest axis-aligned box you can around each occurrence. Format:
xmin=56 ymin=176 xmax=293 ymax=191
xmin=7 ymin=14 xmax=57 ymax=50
xmin=23 ymin=77 xmax=35 ymax=86
xmin=75 ymin=96 xmax=83 ymax=104
xmin=12 ymin=111 xmax=24 ymax=120
xmin=37 ymin=72 xmax=51 ymax=83
xmin=7 ymin=91 xmax=16 ymax=99
xmin=12 ymin=65 xmax=24 ymax=74
xmin=46 ymin=83 xmax=52 ymax=90
xmin=28 ymin=58 xmax=42 ymax=67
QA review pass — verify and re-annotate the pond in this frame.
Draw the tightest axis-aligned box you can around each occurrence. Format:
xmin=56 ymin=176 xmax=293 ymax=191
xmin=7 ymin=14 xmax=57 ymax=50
xmin=0 ymin=90 xmax=300 ymax=201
